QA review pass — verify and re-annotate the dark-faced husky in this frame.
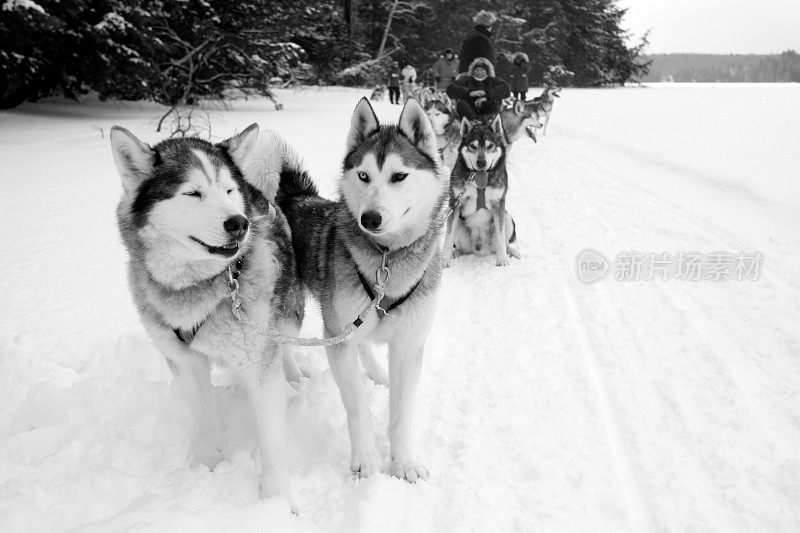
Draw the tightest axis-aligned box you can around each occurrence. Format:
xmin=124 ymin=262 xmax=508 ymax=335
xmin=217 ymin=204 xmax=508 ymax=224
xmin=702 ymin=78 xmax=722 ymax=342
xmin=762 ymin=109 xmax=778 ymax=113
xmin=110 ymin=125 xmax=306 ymax=512
xmin=443 ymin=115 xmax=520 ymax=267
xmin=277 ymin=97 xmax=448 ymax=481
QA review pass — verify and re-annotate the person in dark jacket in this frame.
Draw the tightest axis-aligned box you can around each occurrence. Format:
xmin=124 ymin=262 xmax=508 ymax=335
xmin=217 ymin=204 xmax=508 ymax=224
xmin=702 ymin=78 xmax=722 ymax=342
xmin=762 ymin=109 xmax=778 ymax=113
xmin=446 ymin=57 xmax=510 ymax=120
xmin=458 ymin=10 xmax=498 ymax=74
xmin=387 ymin=61 xmax=401 ymax=104
xmin=509 ymin=52 xmax=531 ymax=101
xmin=433 ymin=49 xmax=459 ymax=92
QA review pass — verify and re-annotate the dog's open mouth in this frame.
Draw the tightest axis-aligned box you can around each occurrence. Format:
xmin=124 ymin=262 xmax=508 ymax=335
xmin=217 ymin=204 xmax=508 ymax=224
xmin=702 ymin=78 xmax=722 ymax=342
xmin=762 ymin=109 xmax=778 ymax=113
xmin=190 ymin=236 xmax=240 ymax=257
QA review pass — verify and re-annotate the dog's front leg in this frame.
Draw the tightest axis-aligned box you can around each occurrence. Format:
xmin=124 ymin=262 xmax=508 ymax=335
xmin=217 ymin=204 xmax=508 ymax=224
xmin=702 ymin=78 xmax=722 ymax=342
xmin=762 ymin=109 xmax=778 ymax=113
xmin=239 ymin=359 xmax=296 ymax=513
xmin=388 ymin=341 xmax=429 ymax=482
xmin=493 ymin=203 xmax=511 ymax=266
xmin=144 ymin=322 xmax=225 ymax=467
xmin=326 ymin=338 xmax=381 ymax=477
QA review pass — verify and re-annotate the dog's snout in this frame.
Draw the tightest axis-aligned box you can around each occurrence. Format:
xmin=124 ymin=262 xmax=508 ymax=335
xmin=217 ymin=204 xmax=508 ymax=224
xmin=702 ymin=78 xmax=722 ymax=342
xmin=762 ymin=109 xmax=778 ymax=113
xmin=476 ymin=159 xmax=487 ymax=169
xmin=223 ymin=215 xmax=249 ymax=240
xmin=360 ymin=211 xmax=383 ymax=231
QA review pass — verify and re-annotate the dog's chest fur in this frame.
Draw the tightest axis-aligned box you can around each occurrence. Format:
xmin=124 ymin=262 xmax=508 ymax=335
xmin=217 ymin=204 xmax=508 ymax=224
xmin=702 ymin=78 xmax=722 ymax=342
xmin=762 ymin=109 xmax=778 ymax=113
xmin=451 ymin=162 xmax=508 ymax=218
xmin=130 ymin=226 xmax=285 ymax=365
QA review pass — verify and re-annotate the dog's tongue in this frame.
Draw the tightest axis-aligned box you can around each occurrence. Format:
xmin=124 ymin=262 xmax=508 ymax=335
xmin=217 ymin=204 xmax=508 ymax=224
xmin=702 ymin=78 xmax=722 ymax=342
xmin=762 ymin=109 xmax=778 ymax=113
xmin=476 ymin=170 xmax=488 ymax=210
xmin=525 ymin=126 xmax=538 ymax=143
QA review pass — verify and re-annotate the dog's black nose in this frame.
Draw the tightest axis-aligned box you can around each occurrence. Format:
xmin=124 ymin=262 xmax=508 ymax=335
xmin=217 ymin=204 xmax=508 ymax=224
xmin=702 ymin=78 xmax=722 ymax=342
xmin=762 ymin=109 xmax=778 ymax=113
xmin=224 ymin=215 xmax=249 ymax=239
xmin=476 ymin=159 xmax=487 ymax=169
xmin=360 ymin=211 xmax=382 ymax=231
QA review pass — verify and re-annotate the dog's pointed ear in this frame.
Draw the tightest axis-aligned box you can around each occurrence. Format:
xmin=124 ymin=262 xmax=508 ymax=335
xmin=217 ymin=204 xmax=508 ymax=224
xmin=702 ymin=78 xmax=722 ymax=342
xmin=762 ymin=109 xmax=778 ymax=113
xmin=439 ymin=92 xmax=453 ymax=109
xmin=490 ymin=114 xmax=504 ymax=138
xmin=347 ymin=98 xmax=380 ymax=153
xmin=460 ymin=117 xmax=474 ymax=138
xmin=419 ymin=88 xmax=433 ymax=108
xmin=514 ymin=100 xmax=524 ymax=115
xmin=398 ymin=97 xmax=437 ymax=157
xmin=110 ymin=126 xmax=155 ymax=194
xmin=219 ymin=123 xmax=260 ymax=171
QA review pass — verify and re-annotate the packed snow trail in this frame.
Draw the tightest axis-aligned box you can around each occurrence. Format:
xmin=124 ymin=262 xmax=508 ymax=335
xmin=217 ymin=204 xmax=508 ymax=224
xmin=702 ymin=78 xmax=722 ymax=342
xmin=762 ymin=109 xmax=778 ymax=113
xmin=1 ymin=86 xmax=799 ymax=531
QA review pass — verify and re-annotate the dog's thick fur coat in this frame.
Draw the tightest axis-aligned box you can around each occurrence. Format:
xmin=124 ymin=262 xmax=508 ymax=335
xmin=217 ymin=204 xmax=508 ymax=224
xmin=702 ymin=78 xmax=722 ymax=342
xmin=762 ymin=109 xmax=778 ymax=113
xmin=111 ymin=124 xmax=307 ymax=512
xmin=277 ymin=98 xmax=448 ymax=480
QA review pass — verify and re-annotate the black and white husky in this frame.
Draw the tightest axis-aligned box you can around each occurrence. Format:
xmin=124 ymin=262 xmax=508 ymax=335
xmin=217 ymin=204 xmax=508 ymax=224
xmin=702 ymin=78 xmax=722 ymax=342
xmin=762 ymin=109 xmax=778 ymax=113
xmin=277 ymin=97 xmax=448 ymax=481
xmin=443 ymin=116 xmax=520 ymax=266
xmin=110 ymin=125 xmax=307 ymax=512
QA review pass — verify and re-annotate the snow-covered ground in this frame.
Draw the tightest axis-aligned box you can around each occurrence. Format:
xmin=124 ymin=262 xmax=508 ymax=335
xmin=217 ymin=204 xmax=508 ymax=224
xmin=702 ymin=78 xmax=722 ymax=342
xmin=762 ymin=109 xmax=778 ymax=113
xmin=1 ymin=83 xmax=799 ymax=531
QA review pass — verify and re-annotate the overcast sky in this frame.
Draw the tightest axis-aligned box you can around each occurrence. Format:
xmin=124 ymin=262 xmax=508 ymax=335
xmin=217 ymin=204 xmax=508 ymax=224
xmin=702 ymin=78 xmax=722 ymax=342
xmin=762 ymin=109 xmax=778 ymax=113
xmin=619 ymin=0 xmax=800 ymax=54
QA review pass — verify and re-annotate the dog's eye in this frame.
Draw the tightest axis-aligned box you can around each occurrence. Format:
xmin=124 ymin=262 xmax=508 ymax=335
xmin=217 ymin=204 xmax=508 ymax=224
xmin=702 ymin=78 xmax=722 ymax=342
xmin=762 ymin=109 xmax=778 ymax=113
xmin=184 ymin=191 xmax=202 ymax=198
xmin=357 ymin=171 xmax=369 ymax=182
xmin=392 ymin=172 xmax=408 ymax=183
xmin=227 ymin=188 xmax=233 ymax=194
xmin=469 ymin=142 xmax=478 ymax=151
xmin=486 ymin=143 xmax=495 ymax=151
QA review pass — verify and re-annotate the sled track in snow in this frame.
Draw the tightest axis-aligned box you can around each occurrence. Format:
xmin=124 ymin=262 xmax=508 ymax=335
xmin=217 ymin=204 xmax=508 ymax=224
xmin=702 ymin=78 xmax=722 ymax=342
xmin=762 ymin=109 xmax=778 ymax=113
xmin=562 ymin=283 xmax=652 ymax=532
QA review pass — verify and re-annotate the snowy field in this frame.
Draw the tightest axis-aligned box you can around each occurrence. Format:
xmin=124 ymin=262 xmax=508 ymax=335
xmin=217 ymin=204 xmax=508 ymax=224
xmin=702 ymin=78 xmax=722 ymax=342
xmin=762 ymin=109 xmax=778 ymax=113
xmin=1 ymin=83 xmax=799 ymax=532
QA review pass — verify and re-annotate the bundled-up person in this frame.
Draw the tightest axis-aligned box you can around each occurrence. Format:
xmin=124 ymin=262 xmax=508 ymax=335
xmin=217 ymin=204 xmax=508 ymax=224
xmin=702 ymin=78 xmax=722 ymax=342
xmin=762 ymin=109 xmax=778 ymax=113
xmin=387 ymin=61 xmax=401 ymax=104
xmin=458 ymin=10 xmax=498 ymax=74
xmin=446 ymin=57 xmax=510 ymax=120
xmin=433 ymin=48 xmax=459 ymax=92
xmin=509 ymin=52 xmax=531 ymax=101
xmin=400 ymin=63 xmax=417 ymax=102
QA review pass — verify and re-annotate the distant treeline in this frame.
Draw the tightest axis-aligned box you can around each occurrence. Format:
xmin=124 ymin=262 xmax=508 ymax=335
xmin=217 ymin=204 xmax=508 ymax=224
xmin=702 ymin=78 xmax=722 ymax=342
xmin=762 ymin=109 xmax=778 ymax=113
xmin=642 ymin=51 xmax=800 ymax=82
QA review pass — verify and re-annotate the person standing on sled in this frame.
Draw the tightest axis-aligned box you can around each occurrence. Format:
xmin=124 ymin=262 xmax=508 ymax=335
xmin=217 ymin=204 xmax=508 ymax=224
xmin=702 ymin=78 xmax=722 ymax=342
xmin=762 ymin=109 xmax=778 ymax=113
xmin=509 ymin=52 xmax=531 ymax=101
xmin=446 ymin=58 xmax=510 ymax=121
xmin=458 ymin=10 xmax=498 ymax=74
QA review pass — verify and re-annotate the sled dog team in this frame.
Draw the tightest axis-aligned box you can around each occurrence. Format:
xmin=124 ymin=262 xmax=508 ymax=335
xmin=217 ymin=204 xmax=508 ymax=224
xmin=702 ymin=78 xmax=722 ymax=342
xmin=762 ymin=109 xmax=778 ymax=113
xmin=110 ymin=89 xmax=558 ymax=512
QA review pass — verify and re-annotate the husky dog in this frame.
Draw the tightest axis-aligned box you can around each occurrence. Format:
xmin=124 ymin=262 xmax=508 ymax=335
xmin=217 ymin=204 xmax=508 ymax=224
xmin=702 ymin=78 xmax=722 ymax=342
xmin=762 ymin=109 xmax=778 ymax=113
xmin=110 ymin=125 xmax=306 ymax=512
xmin=422 ymin=91 xmax=461 ymax=171
xmin=277 ymin=97 xmax=448 ymax=481
xmin=370 ymin=84 xmax=387 ymax=101
xmin=500 ymin=97 xmax=543 ymax=145
xmin=443 ymin=115 xmax=520 ymax=267
xmin=530 ymin=84 xmax=561 ymax=135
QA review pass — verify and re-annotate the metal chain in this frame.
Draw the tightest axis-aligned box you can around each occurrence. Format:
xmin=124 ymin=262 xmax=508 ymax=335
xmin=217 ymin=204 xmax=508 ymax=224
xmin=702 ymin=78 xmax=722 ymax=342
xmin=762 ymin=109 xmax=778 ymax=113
xmin=447 ymin=171 xmax=476 ymax=217
xmin=225 ymin=255 xmax=390 ymax=347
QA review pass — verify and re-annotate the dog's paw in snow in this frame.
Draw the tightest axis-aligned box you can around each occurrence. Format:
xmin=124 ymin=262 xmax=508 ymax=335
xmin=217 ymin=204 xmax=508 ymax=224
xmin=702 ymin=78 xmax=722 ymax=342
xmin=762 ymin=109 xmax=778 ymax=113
xmin=496 ymin=256 xmax=511 ymax=267
xmin=350 ymin=446 xmax=383 ymax=478
xmin=507 ymin=246 xmax=521 ymax=259
xmin=390 ymin=459 xmax=429 ymax=482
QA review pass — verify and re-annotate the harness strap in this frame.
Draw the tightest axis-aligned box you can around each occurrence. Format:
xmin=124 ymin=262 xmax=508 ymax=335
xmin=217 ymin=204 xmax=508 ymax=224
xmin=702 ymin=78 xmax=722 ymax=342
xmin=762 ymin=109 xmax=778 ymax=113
xmin=356 ymin=268 xmax=425 ymax=319
xmin=172 ymin=256 xmax=244 ymax=344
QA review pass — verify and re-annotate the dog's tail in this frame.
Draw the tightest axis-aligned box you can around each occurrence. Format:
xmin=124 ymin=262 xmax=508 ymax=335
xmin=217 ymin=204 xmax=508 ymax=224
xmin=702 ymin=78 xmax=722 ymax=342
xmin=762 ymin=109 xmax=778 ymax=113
xmin=274 ymin=154 xmax=318 ymax=214
xmin=238 ymin=129 xmax=314 ymax=206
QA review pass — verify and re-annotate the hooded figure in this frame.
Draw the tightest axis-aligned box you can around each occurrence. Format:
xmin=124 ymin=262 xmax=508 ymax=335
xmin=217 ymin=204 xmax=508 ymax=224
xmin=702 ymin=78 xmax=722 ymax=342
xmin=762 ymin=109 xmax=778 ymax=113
xmin=458 ymin=10 xmax=498 ymax=73
xmin=446 ymin=57 xmax=510 ymax=120
xmin=509 ymin=52 xmax=531 ymax=100
xmin=433 ymin=48 xmax=459 ymax=91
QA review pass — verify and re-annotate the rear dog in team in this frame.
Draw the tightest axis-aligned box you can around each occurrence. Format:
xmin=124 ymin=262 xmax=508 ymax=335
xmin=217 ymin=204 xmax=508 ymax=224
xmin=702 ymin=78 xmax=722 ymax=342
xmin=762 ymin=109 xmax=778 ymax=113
xmin=277 ymin=97 xmax=448 ymax=481
xmin=500 ymin=97 xmax=543 ymax=144
xmin=110 ymin=124 xmax=306 ymax=512
xmin=530 ymin=84 xmax=561 ymax=135
xmin=421 ymin=90 xmax=461 ymax=171
xmin=443 ymin=115 xmax=520 ymax=267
